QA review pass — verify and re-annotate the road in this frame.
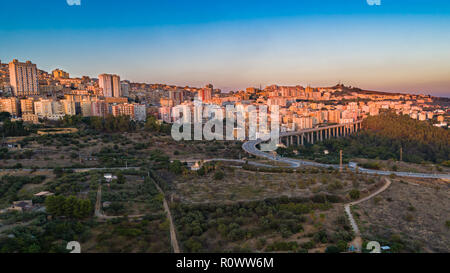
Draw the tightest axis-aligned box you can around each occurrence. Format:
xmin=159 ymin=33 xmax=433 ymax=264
xmin=344 ymin=177 xmax=392 ymax=252
xmin=0 ymin=167 xmax=140 ymax=173
xmin=242 ymin=139 xmax=450 ymax=179
xmin=94 ymin=185 xmax=103 ymax=218
xmin=179 ymin=158 xmax=276 ymax=168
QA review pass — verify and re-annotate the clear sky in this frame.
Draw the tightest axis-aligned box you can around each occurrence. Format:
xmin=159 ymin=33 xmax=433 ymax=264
xmin=1 ymin=0 xmax=450 ymax=97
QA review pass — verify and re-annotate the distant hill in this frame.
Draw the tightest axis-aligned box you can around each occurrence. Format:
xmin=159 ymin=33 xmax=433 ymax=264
xmin=331 ymin=84 xmax=408 ymax=97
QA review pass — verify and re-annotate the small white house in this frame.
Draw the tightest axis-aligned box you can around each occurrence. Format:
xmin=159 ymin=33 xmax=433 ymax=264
xmin=104 ymin=173 xmax=117 ymax=182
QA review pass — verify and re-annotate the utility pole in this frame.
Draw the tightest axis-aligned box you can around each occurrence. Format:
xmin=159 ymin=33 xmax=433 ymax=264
xmin=339 ymin=150 xmax=343 ymax=172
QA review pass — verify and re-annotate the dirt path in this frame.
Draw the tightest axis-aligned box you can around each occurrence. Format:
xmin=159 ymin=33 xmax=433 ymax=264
xmin=94 ymin=185 xmax=102 ymax=217
xmin=345 ymin=177 xmax=392 ymax=252
xmin=152 ymin=180 xmax=180 ymax=253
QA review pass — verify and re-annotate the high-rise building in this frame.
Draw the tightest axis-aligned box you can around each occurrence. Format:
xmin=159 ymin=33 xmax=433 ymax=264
xmin=9 ymin=59 xmax=39 ymax=96
xmin=120 ymin=81 xmax=130 ymax=97
xmin=98 ymin=74 xmax=121 ymax=97
xmin=198 ymin=85 xmax=212 ymax=102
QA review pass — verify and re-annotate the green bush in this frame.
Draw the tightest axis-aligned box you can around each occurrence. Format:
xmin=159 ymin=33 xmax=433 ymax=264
xmin=213 ymin=171 xmax=225 ymax=180
xmin=349 ymin=189 xmax=360 ymax=200
xmin=325 ymin=245 xmax=340 ymax=253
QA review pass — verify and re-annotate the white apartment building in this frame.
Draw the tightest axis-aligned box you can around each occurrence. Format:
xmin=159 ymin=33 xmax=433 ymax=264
xmin=34 ymin=99 xmax=65 ymax=120
xmin=133 ymin=104 xmax=147 ymax=121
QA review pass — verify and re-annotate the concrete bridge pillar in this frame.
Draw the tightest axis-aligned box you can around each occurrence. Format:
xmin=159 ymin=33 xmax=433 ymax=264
xmin=290 ymin=136 xmax=294 ymax=147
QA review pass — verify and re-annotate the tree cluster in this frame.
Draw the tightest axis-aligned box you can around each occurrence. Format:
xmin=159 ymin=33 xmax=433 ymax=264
xmin=45 ymin=195 xmax=92 ymax=219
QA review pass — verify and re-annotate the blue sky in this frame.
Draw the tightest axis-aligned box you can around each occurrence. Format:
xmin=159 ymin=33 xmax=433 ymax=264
xmin=1 ymin=0 xmax=450 ymax=96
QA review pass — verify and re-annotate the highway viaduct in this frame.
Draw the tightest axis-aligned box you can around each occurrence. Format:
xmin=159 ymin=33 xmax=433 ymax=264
xmin=279 ymin=120 xmax=363 ymax=147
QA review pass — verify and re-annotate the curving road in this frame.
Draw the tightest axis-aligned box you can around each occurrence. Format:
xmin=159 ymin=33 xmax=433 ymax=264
xmin=344 ymin=177 xmax=392 ymax=252
xmin=179 ymin=158 xmax=276 ymax=168
xmin=242 ymin=138 xmax=450 ymax=179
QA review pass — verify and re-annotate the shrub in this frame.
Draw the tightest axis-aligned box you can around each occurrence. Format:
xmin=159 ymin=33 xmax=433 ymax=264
xmin=213 ymin=171 xmax=225 ymax=180
xmin=349 ymin=189 xmax=360 ymax=200
xmin=325 ymin=245 xmax=340 ymax=253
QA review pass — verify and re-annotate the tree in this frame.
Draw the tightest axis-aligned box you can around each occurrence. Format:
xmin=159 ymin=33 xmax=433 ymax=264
xmin=145 ymin=116 xmax=161 ymax=132
xmin=0 ymin=112 xmax=11 ymax=122
xmin=184 ymin=237 xmax=202 ymax=252
xmin=325 ymin=245 xmax=340 ymax=253
xmin=214 ymin=171 xmax=225 ymax=180
xmin=117 ymin=172 xmax=126 ymax=184
xmin=169 ymin=160 xmax=184 ymax=174
xmin=0 ymin=119 xmax=29 ymax=137
xmin=349 ymin=189 xmax=360 ymax=200
xmin=45 ymin=195 xmax=92 ymax=219
xmin=53 ymin=167 xmax=64 ymax=177
xmin=63 ymin=196 xmax=78 ymax=217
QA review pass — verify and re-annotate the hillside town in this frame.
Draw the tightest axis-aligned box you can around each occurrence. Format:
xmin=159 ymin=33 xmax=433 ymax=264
xmin=0 ymin=59 xmax=448 ymax=131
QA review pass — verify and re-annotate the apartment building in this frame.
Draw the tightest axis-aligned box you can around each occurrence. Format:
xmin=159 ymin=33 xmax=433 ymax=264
xmin=9 ymin=59 xmax=39 ymax=96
